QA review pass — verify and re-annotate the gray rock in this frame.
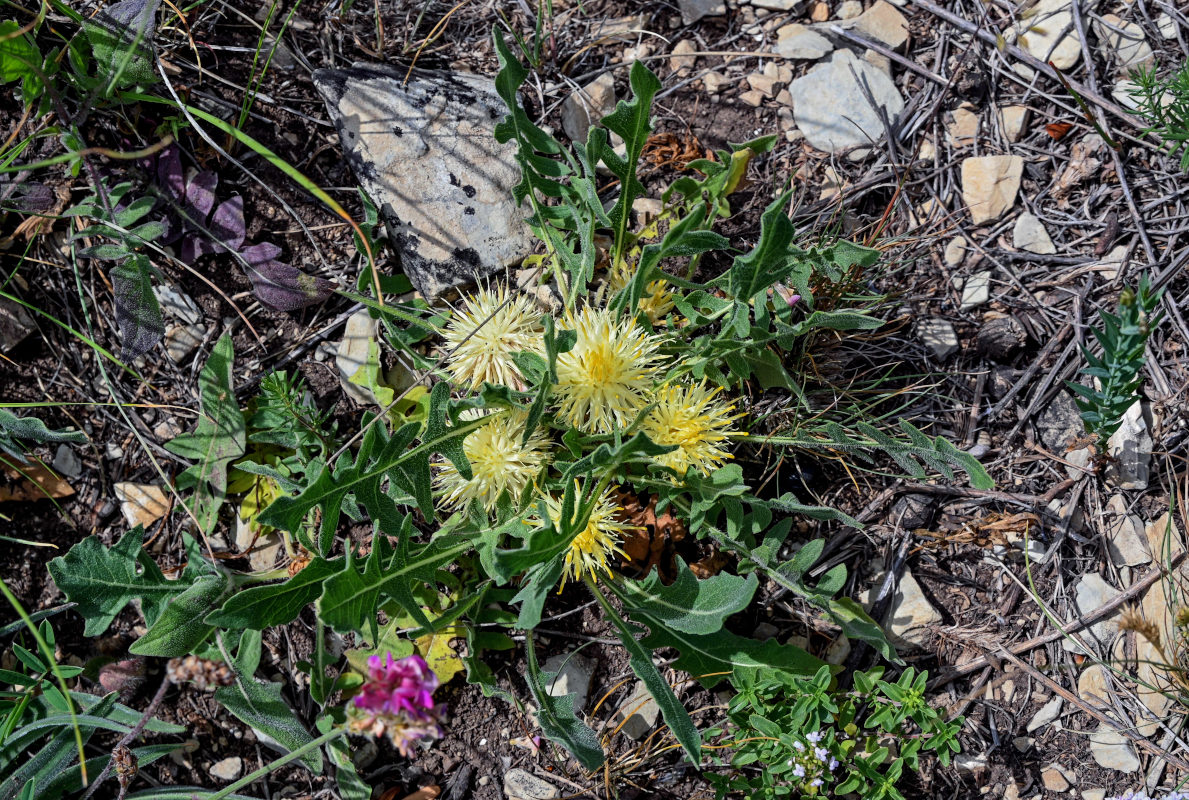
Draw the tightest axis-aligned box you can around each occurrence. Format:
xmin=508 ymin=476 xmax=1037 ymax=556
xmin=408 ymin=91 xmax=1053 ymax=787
xmin=209 ymin=756 xmax=243 ymax=782
xmin=961 ymin=155 xmax=1023 ymax=225
xmin=0 ymin=295 xmax=36 ymax=352
xmin=313 ymin=64 xmax=535 ymax=299
xmin=678 ymin=0 xmax=725 ymax=24
xmin=841 ymin=0 xmax=910 ymax=49
xmin=613 ymin=681 xmax=661 ymax=740
xmin=1105 ymin=401 xmax=1152 ymax=490
xmin=1089 ymin=726 xmax=1140 ymax=772
xmin=918 ymin=318 xmax=959 ymax=360
xmin=503 ymin=768 xmax=560 ymax=800
xmin=788 ymin=49 xmax=905 ymax=153
xmin=884 ymin=567 xmax=941 ymax=646
xmin=1067 ymin=574 xmax=1121 ymax=652
xmin=775 ymin=23 xmax=834 ymax=60
xmin=943 ymin=236 xmax=968 ymax=267
xmin=891 ymin=493 xmax=932 ymax=528
xmin=560 ymin=73 xmax=616 ymax=143
xmin=1035 ymin=392 xmax=1083 ymax=453
xmin=1026 ymin=696 xmax=1063 ymax=732
xmin=1093 ymin=14 xmax=1153 ymax=75
xmin=153 ymin=285 xmax=202 ymax=325
xmin=52 ymin=444 xmax=82 ymax=478
xmin=958 ymin=271 xmax=992 ymax=310
xmin=1013 ymin=212 xmax=1056 ymax=254
xmin=1105 ymin=493 xmax=1150 ymax=567
xmin=1015 ymin=0 xmax=1085 ymax=71
xmin=542 ymin=652 xmax=596 ymax=713
xmin=163 ymin=323 xmax=205 ymax=363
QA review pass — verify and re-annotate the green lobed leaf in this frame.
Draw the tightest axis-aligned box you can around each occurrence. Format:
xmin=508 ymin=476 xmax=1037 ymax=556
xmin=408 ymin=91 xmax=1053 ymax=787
xmin=47 ymin=528 xmax=180 ymax=636
xmin=0 ymin=409 xmax=86 ymax=463
xmin=129 ymin=570 xmax=229 ymax=657
xmin=110 ymin=254 xmax=164 ymax=359
xmin=206 ymin=557 xmax=339 ymax=630
xmin=615 ymin=559 xmax=757 ymax=635
xmin=165 ymin=335 xmax=247 ymax=533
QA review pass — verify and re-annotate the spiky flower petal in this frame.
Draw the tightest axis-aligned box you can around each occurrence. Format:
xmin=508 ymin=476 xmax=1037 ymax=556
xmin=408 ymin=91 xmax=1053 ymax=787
xmin=554 ymin=306 xmax=662 ymax=434
xmin=434 ymin=410 xmax=550 ymax=514
xmin=442 ymin=285 xmax=543 ymax=391
xmin=534 ymin=485 xmax=634 ymax=589
xmin=641 ymin=382 xmax=741 ymax=477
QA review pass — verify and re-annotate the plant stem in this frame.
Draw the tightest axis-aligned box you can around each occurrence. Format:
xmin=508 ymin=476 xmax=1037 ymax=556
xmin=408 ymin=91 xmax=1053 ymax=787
xmin=204 ymin=728 xmax=347 ymax=800
xmin=80 ymin=676 xmax=170 ymax=800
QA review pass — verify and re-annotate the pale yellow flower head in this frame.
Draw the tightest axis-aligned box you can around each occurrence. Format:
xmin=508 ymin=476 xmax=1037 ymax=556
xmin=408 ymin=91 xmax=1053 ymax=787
xmin=442 ymin=285 xmax=543 ymax=391
xmin=434 ymin=410 xmax=550 ymax=514
xmin=641 ymin=382 xmax=741 ymax=477
xmin=534 ymin=484 xmax=634 ymax=590
xmin=554 ymin=306 xmax=663 ymax=434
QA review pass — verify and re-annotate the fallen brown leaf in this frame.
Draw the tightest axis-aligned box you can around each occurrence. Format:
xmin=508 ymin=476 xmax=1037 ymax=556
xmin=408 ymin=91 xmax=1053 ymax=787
xmin=0 ymin=461 xmax=75 ymax=502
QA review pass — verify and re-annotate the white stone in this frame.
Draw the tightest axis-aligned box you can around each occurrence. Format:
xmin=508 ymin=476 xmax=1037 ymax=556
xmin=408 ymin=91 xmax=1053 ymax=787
xmin=961 ymin=155 xmax=1024 ymax=225
xmin=919 ymin=318 xmax=959 ymax=359
xmin=313 ymin=65 xmax=535 ymax=299
xmin=1013 ymin=212 xmax=1056 ymax=254
xmin=775 ymin=23 xmax=834 ymax=59
xmin=1041 ymin=765 xmax=1070 ymax=792
xmin=788 ymin=49 xmax=905 ymax=153
xmin=1096 ymin=244 xmax=1129 ymax=280
xmin=1106 ymin=401 xmax=1152 ymax=490
xmin=959 ymin=271 xmax=992 ymax=310
xmin=843 ymin=0 xmax=910 ymax=49
xmin=1026 ymin=696 xmax=1063 ymax=732
xmin=1068 ymin=574 xmax=1122 ymax=652
xmin=1145 ymin=512 xmax=1185 ymax=561
xmin=209 ymin=756 xmax=243 ymax=781
xmin=114 ymin=483 xmax=170 ymax=528
xmin=998 ymin=105 xmax=1030 ymax=143
xmin=946 ymin=105 xmax=979 ymax=147
xmin=862 ymin=567 xmax=942 ymax=647
xmin=542 ymin=652 xmax=596 ymax=713
xmin=236 ymin=515 xmax=284 ymax=572
xmin=1105 ymin=493 xmax=1150 ymax=567
xmin=560 ymin=72 xmax=617 ymax=143
xmin=503 ymin=768 xmax=560 ymax=800
xmin=1017 ymin=0 xmax=1084 ymax=71
xmin=1089 ymin=726 xmax=1140 ymax=772
xmin=0 ymin=296 xmax=36 ymax=353
xmin=703 ymin=70 xmax=730 ymax=94
xmin=944 ymin=236 xmax=968 ymax=267
xmin=1083 ymin=790 xmax=1107 ymax=800
xmin=1093 ymin=14 xmax=1154 ymax=75
xmin=335 ymin=309 xmax=379 ymax=406
xmin=612 ymin=681 xmax=661 ymax=739
xmin=164 ymin=323 xmax=205 ymax=363
xmin=747 ymin=73 xmax=780 ymax=97
xmin=1156 ymin=14 xmax=1177 ymax=40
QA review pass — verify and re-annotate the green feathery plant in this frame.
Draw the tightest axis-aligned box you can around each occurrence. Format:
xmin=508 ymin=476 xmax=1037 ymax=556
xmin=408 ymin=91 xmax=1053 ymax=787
xmin=1067 ymin=275 xmax=1162 ymax=444
xmin=1129 ymin=60 xmax=1189 ymax=170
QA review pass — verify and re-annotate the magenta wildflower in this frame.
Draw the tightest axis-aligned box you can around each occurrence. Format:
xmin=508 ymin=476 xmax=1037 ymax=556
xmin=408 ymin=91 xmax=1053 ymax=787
xmin=348 ymin=653 xmax=444 ymax=757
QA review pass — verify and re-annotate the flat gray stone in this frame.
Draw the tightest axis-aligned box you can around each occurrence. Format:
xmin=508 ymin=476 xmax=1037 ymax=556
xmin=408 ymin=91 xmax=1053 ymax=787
xmin=678 ymin=0 xmax=725 ymax=24
xmin=163 ymin=323 xmax=204 ymax=363
xmin=1013 ymin=212 xmax=1056 ymax=254
xmin=840 ymin=0 xmax=910 ymax=49
xmin=1105 ymin=493 xmax=1150 ymax=567
xmin=788 ymin=49 xmax=905 ymax=153
xmin=209 ymin=756 xmax=243 ymax=782
xmin=1089 ymin=726 xmax=1140 ymax=772
xmin=1105 ymin=400 xmax=1152 ymax=490
xmin=313 ymin=64 xmax=535 ymax=299
xmin=0 ymin=295 xmax=36 ymax=352
xmin=1026 ymin=696 xmax=1063 ymax=732
xmin=336 ymin=309 xmax=379 ymax=405
xmin=560 ymin=72 xmax=616 ymax=143
xmin=503 ymin=768 xmax=559 ymax=800
xmin=918 ymin=318 xmax=959 ymax=359
xmin=52 ymin=444 xmax=82 ymax=478
xmin=958 ymin=271 xmax=992 ymax=310
xmin=1067 ymin=574 xmax=1122 ymax=653
xmin=1015 ymin=0 xmax=1085 ymax=71
xmin=612 ymin=681 xmax=661 ymax=740
xmin=1036 ymin=392 xmax=1083 ymax=453
xmin=961 ymin=155 xmax=1023 ymax=225
xmin=1093 ymin=13 xmax=1153 ymax=75
xmin=153 ymin=285 xmax=203 ymax=325
xmin=775 ymin=23 xmax=834 ymax=60
xmin=542 ymin=652 xmax=596 ymax=714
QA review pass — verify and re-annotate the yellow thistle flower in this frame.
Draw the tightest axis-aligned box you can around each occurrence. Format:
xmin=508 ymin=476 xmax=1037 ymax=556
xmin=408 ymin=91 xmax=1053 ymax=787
xmin=442 ymin=285 xmax=543 ymax=391
xmin=535 ymin=485 xmax=635 ymax=590
xmin=554 ymin=306 xmax=662 ymax=434
xmin=607 ymin=257 xmax=676 ymax=325
xmin=434 ymin=410 xmax=550 ymax=514
xmin=641 ymin=382 xmax=741 ymax=477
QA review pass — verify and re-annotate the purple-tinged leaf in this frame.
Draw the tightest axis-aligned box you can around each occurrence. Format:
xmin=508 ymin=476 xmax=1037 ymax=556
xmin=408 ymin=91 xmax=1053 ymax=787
xmin=210 ymin=195 xmax=245 ymax=252
xmin=241 ymin=243 xmax=335 ymax=311
xmin=185 ymin=168 xmax=217 ymax=219
xmin=157 ymin=147 xmax=184 ymax=201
